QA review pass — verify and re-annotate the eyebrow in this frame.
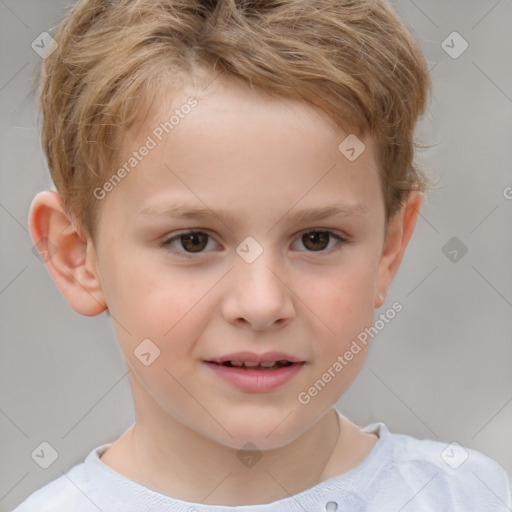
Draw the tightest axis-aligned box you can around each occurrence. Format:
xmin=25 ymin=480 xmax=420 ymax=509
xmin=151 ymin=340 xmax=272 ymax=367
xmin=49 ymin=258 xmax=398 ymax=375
xmin=137 ymin=202 xmax=369 ymax=226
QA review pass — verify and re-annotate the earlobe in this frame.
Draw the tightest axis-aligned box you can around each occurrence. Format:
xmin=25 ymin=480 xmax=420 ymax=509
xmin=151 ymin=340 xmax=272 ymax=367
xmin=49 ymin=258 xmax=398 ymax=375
xmin=28 ymin=191 xmax=107 ymax=316
xmin=375 ymin=191 xmax=423 ymax=307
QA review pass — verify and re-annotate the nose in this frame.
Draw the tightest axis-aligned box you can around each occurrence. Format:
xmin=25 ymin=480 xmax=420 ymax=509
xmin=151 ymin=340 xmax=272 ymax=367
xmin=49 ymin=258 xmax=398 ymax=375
xmin=221 ymin=248 xmax=295 ymax=331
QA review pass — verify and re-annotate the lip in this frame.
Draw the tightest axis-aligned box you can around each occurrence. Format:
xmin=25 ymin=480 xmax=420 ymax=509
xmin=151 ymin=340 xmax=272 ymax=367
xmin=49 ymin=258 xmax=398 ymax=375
xmin=205 ymin=351 xmax=304 ymax=364
xmin=203 ymin=360 xmax=305 ymax=393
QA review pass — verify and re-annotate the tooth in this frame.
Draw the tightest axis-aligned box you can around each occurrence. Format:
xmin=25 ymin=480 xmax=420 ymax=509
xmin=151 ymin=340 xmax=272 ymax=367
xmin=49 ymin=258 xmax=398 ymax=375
xmin=243 ymin=361 xmax=259 ymax=367
xmin=260 ymin=362 xmax=277 ymax=367
xmin=230 ymin=361 xmax=244 ymax=367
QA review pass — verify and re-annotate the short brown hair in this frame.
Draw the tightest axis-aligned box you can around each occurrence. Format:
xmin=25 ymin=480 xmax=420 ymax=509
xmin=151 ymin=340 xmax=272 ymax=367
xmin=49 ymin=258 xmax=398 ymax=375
xmin=36 ymin=0 xmax=433 ymax=242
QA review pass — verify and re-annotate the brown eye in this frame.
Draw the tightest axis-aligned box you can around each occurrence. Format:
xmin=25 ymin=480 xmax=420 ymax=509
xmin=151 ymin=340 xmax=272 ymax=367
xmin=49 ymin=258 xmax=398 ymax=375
xmin=161 ymin=229 xmax=347 ymax=258
xmin=162 ymin=230 xmax=214 ymax=255
xmin=179 ymin=232 xmax=209 ymax=252
xmin=302 ymin=231 xmax=330 ymax=251
xmin=292 ymin=230 xmax=347 ymax=254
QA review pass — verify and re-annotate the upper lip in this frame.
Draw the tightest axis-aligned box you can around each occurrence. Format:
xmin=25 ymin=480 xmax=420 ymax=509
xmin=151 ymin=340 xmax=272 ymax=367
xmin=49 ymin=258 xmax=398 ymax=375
xmin=205 ymin=351 xmax=305 ymax=364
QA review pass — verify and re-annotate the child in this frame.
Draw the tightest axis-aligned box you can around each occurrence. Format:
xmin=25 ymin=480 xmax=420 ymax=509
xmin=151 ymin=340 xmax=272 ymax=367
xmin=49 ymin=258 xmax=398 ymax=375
xmin=16 ymin=0 xmax=510 ymax=510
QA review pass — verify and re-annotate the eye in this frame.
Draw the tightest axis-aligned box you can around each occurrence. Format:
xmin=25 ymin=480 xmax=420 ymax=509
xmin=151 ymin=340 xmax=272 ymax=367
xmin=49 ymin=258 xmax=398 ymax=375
xmin=160 ymin=229 xmax=348 ymax=258
xmin=161 ymin=230 xmax=218 ymax=257
xmin=292 ymin=230 xmax=347 ymax=254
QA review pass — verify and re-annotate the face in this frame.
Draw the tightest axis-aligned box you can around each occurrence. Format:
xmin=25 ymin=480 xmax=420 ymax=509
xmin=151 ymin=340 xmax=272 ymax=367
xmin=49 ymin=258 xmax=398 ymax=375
xmin=90 ymin=75 xmax=388 ymax=450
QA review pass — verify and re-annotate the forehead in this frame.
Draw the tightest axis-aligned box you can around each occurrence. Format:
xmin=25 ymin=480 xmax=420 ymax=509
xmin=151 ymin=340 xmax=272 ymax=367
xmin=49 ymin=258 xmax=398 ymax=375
xmin=100 ymin=75 xmax=383 ymax=229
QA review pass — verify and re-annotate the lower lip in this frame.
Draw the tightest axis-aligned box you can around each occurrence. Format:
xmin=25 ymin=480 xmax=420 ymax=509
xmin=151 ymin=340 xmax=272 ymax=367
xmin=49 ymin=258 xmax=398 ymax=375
xmin=203 ymin=362 xmax=305 ymax=393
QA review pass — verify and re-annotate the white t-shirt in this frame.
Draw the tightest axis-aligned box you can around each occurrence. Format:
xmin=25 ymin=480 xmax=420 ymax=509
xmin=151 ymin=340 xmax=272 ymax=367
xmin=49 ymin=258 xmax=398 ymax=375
xmin=12 ymin=422 xmax=511 ymax=512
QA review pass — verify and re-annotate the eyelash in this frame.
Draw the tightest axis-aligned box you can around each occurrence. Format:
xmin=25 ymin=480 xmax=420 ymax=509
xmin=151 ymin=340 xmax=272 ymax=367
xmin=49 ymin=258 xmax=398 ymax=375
xmin=160 ymin=229 xmax=348 ymax=259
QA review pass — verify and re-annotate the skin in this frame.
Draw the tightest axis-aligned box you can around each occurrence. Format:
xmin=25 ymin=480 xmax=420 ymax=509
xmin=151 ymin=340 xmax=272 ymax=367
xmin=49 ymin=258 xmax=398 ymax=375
xmin=29 ymin=74 xmax=422 ymax=506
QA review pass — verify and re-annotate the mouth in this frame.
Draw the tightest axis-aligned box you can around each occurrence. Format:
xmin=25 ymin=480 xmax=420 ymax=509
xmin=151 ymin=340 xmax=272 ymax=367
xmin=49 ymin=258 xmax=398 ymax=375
xmin=208 ymin=360 xmax=296 ymax=370
xmin=203 ymin=352 xmax=306 ymax=392
xmin=205 ymin=351 xmax=305 ymax=366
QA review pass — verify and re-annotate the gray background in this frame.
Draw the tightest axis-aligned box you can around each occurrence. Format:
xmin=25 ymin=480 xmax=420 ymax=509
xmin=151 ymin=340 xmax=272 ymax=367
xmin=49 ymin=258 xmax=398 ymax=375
xmin=1 ymin=0 xmax=511 ymax=510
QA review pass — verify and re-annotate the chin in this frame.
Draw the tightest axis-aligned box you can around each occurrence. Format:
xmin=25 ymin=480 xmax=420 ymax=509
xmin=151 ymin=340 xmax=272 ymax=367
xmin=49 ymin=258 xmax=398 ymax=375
xmin=204 ymin=406 xmax=308 ymax=451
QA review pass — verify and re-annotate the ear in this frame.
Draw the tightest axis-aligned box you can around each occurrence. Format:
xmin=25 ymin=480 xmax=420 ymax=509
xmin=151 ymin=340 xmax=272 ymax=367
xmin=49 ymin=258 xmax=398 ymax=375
xmin=374 ymin=191 xmax=423 ymax=308
xmin=28 ymin=191 xmax=107 ymax=316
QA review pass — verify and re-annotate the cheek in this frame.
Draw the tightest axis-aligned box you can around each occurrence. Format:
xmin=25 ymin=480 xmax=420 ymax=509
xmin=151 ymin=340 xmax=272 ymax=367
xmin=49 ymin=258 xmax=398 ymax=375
xmin=106 ymin=264 xmax=212 ymax=405
xmin=305 ymin=256 xmax=378 ymax=340
xmin=101 ymin=251 xmax=212 ymax=366
xmin=105 ymin=251 xmax=203 ymax=327
xmin=302 ymin=273 xmax=375 ymax=406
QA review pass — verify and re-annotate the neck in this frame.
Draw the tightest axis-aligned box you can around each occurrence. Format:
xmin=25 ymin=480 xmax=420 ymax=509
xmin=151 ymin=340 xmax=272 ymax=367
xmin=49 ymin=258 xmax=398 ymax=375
xmin=128 ymin=410 xmax=340 ymax=505
xmin=100 ymin=375 xmax=376 ymax=506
